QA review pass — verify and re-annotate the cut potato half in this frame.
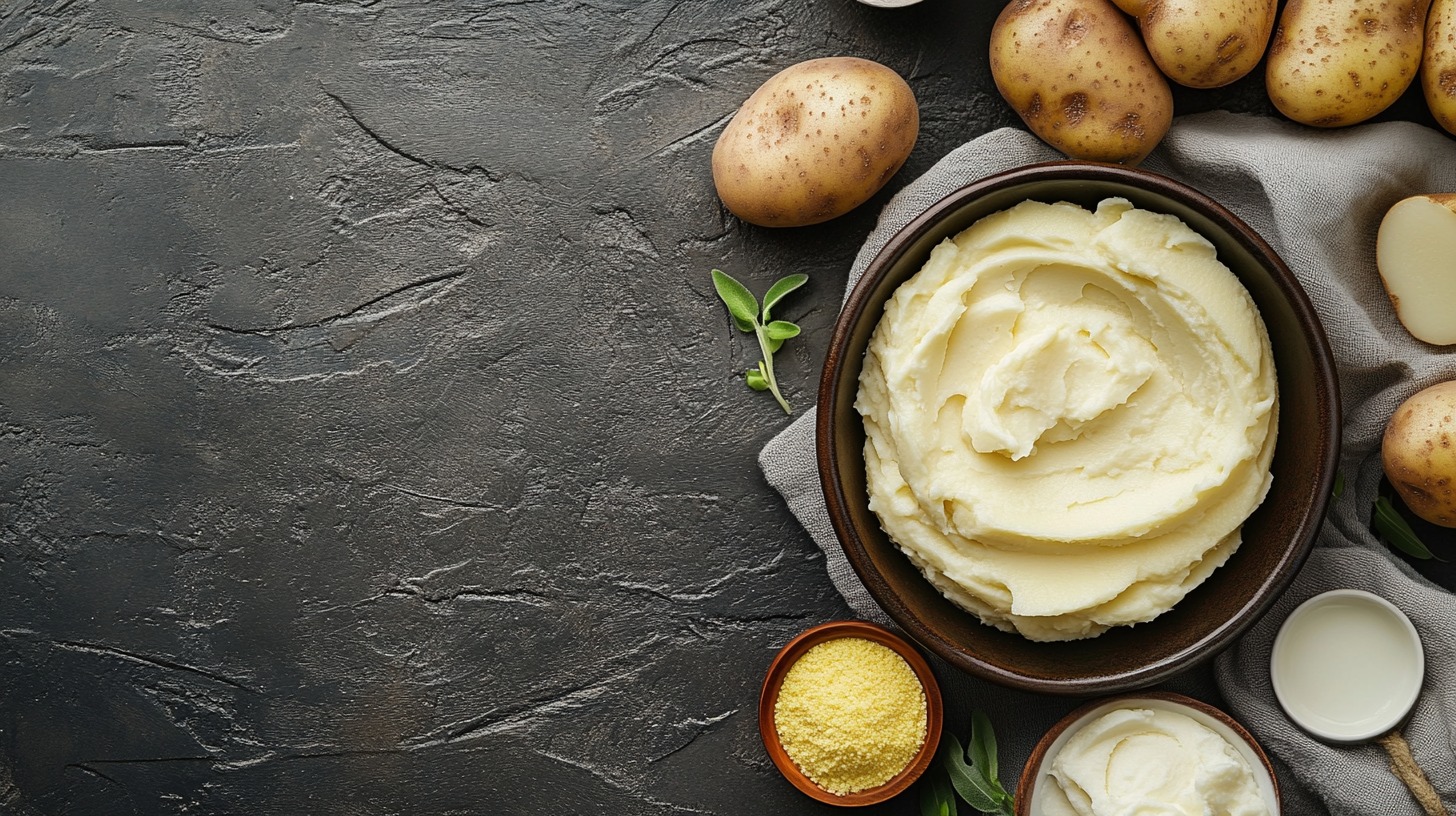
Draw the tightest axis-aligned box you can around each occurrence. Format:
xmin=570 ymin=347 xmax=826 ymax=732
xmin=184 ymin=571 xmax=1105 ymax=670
xmin=1376 ymin=195 xmax=1456 ymax=346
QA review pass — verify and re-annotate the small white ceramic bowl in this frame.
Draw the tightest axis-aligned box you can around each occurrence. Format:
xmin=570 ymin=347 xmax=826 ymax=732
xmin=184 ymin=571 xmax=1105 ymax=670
xmin=1016 ymin=691 xmax=1281 ymax=816
xmin=1270 ymin=588 xmax=1425 ymax=743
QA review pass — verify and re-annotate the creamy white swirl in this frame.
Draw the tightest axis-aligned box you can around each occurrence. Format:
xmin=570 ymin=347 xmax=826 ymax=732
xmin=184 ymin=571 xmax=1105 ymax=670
xmin=1046 ymin=707 xmax=1271 ymax=816
xmin=857 ymin=198 xmax=1277 ymax=641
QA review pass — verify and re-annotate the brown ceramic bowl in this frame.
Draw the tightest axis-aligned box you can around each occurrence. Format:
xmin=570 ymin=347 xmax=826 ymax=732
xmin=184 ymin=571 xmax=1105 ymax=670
xmin=817 ymin=161 xmax=1340 ymax=695
xmin=1015 ymin=691 xmax=1281 ymax=815
xmin=759 ymin=620 xmax=944 ymax=806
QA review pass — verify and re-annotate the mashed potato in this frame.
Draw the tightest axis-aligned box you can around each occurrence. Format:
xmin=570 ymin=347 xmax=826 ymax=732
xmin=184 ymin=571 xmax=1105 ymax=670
xmin=857 ymin=198 xmax=1277 ymax=641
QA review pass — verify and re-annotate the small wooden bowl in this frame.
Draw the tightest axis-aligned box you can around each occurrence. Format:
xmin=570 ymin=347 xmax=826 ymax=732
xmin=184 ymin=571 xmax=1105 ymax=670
xmin=759 ymin=620 xmax=944 ymax=807
xmin=1015 ymin=691 xmax=1281 ymax=816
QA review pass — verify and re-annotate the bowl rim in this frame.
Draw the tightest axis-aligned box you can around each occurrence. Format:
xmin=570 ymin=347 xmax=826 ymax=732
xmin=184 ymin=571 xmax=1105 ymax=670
xmin=758 ymin=619 xmax=944 ymax=806
xmin=815 ymin=160 xmax=1341 ymax=694
xmin=1012 ymin=690 xmax=1282 ymax=815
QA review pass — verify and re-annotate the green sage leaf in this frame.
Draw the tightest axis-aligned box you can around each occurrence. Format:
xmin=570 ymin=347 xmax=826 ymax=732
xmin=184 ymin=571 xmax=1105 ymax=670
xmin=764 ymin=320 xmax=801 ymax=341
xmin=762 ymin=272 xmax=808 ymax=319
xmin=919 ymin=767 xmax=958 ymax=816
xmin=942 ymin=733 xmax=1001 ymax=812
xmin=1373 ymin=496 xmax=1440 ymax=560
xmin=969 ymin=711 xmax=999 ymax=790
xmin=936 ymin=773 xmax=958 ymax=816
xmin=745 ymin=366 xmax=769 ymax=391
xmin=711 ymin=269 xmax=760 ymax=329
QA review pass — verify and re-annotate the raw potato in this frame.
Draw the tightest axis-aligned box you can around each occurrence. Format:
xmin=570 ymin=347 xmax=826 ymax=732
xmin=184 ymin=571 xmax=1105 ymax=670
xmin=1266 ymin=0 xmax=1434 ymax=127
xmin=1383 ymin=380 xmax=1456 ymax=528
xmin=1377 ymin=194 xmax=1456 ymax=345
xmin=1138 ymin=0 xmax=1277 ymax=88
xmin=711 ymin=57 xmax=918 ymax=228
xmin=1423 ymin=0 xmax=1456 ymax=135
xmin=990 ymin=0 xmax=1173 ymax=165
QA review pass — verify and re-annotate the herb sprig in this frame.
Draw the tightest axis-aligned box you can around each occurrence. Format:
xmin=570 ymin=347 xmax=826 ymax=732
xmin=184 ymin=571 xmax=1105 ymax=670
xmin=710 ymin=269 xmax=808 ymax=414
xmin=1373 ymin=492 xmax=1443 ymax=561
xmin=922 ymin=711 xmax=1015 ymax=816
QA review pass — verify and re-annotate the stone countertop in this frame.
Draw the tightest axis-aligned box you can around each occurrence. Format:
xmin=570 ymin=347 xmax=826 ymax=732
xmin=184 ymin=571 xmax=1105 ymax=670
xmin=0 ymin=2 xmax=1449 ymax=814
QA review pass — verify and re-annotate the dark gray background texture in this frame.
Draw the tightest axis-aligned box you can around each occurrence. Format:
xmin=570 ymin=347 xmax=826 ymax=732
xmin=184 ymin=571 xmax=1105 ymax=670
xmin=1 ymin=1 xmax=1448 ymax=813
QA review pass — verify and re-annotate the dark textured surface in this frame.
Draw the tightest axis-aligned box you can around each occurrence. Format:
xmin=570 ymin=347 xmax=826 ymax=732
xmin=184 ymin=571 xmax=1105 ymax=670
xmin=0 ymin=1 xmax=1444 ymax=814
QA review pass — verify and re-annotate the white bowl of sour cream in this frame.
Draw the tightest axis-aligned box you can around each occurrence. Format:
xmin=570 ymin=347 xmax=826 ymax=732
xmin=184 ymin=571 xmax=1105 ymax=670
xmin=1016 ymin=692 xmax=1281 ymax=816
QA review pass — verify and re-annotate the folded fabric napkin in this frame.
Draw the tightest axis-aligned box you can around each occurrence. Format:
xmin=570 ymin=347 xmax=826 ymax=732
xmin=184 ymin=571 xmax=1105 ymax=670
xmin=759 ymin=110 xmax=1456 ymax=815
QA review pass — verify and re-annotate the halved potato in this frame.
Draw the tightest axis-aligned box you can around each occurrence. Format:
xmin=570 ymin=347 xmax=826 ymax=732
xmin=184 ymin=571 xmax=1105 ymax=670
xmin=1376 ymin=194 xmax=1456 ymax=345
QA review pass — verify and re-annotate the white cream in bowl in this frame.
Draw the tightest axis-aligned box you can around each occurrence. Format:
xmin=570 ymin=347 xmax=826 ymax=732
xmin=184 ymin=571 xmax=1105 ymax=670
xmin=1028 ymin=696 xmax=1279 ymax=816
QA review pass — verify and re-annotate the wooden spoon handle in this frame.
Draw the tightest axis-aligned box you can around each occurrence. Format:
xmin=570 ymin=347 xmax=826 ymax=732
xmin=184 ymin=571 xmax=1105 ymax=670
xmin=1376 ymin=730 xmax=1451 ymax=816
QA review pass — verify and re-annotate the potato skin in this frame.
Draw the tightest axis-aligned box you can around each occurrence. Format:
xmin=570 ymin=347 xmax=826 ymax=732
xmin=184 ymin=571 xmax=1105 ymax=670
xmin=990 ymin=0 xmax=1173 ymax=165
xmin=1266 ymin=0 xmax=1434 ymax=127
xmin=1383 ymin=380 xmax=1456 ymax=528
xmin=1423 ymin=0 xmax=1456 ymax=135
xmin=711 ymin=57 xmax=918 ymax=228
xmin=1139 ymin=0 xmax=1277 ymax=88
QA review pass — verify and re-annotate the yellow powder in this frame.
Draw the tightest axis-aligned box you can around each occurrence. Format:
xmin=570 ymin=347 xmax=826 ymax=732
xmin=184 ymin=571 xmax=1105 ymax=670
xmin=773 ymin=636 xmax=928 ymax=795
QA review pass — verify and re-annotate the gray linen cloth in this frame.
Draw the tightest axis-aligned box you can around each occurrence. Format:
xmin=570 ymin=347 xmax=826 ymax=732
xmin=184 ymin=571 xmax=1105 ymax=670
xmin=758 ymin=111 xmax=1456 ymax=815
